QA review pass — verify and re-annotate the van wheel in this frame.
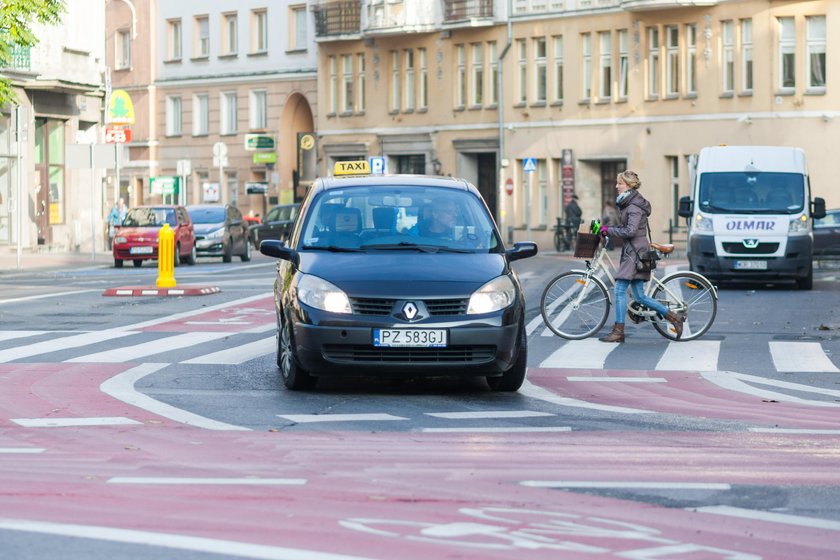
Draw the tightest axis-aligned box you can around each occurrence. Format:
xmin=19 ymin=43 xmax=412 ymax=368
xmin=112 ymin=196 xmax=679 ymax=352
xmin=797 ymin=266 xmax=813 ymax=290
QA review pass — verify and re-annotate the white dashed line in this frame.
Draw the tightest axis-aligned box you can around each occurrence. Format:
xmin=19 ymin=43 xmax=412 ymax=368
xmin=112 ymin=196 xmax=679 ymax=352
xmin=566 ymin=376 xmax=667 ymax=383
xmin=522 ymin=481 xmax=731 ymax=490
xmin=277 ymin=413 xmax=408 ymax=423
xmin=424 ymin=410 xmax=554 ymax=419
xmin=694 ymin=506 xmax=840 ymax=531
xmin=0 ymin=448 xmax=46 ymax=453
xmin=11 ymin=417 xmax=141 ymax=428
xmin=421 ymin=427 xmax=572 ymax=433
xmin=107 ymin=477 xmax=306 ymax=486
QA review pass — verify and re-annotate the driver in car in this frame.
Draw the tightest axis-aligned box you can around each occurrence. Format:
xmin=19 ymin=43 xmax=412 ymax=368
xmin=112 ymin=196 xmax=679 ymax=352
xmin=410 ymin=198 xmax=458 ymax=239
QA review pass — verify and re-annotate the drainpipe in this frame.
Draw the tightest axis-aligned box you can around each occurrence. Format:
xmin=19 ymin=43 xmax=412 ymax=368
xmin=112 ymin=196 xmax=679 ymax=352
xmin=497 ymin=0 xmax=512 ymax=238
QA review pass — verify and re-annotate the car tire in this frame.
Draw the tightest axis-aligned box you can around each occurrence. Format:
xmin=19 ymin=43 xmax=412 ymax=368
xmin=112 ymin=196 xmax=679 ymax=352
xmin=277 ymin=315 xmax=317 ymax=390
xmin=223 ymin=238 xmax=233 ymax=263
xmin=173 ymin=243 xmax=180 ymax=268
xmin=487 ymin=327 xmax=527 ymax=392
xmin=132 ymin=259 xmax=143 ymax=268
xmin=186 ymin=244 xmax=197 ymax=265
xmin=114 ymin=259 xmax=124 ymax=268
xmin=241 ymin=239 xmax=251 ymax=262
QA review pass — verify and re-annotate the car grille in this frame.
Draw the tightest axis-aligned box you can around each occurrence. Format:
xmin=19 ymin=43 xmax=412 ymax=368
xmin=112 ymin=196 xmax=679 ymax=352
xmin=722 ymin=242 xmax=779 ymax=254
xmin=348 ymin=297 xmax=469 ymax=316
xmin=323 ymin=345 xmax=496 ymax=364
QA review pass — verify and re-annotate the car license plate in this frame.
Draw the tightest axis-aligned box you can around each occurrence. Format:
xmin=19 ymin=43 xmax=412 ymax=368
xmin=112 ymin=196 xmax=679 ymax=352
xmin=373 ymin=329 xmax=447 ymax=348
xmin=734 ymin=260 xmax=767 ymax=270
xmin=130 ymin=246 xmax=154 ymax=255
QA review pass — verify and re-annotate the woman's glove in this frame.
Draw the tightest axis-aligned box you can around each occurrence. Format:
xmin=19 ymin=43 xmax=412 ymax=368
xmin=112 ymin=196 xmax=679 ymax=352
xmin=599 ymin=225 xmax=609 ymax=238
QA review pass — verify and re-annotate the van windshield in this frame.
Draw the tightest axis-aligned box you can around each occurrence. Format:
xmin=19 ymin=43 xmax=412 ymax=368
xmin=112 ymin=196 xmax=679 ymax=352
xmin=698 ymin=172 xmax=805 ymax=214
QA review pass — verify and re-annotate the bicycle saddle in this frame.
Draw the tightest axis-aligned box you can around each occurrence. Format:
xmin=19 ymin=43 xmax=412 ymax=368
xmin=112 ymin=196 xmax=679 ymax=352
xmin=650 ymin=242 xmax=675 ymax=254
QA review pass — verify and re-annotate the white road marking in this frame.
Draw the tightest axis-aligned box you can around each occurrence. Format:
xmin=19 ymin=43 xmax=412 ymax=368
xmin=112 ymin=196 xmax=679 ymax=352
xmin=0 ymin=448 xmax=46 ymax=453
xmin=656 ymin=340 xmax=721 ymax=371
xmin=522 ymin=481 xmax=731 ymax=490
xmin=0 ymin=331 xmax=137 ymax=363
xmin=769 ymin=341 xmax=840 ymax=372
xmin=0 ymin=518 xmax=377 ymax=560
xmin=694 ymin=506 xmax=840 ymax=531
xmin=421 ymin=427 xmax=572 ymax=433
xmin=11 ymin=417 xmax=141 ymax=428
xmin=107 ymin=477 xmax=306 ymax=485
xmin=182 ymin=336 xmax=274 ymax=364
xmin=277 ymin=413 xmax=408 ymax=423
xmin=749 ymin=428 xmax=840 ymax=434
xmin=117 ymin=292 xmax=272 ymax=331
xmin=539 ymin=338 xmax=619 ymax=368
xmin=66 ymin=331 xmax=231 ymax=363
xmin=100 ymin=363 xmax=249 ymax=431
xmin=730 ymin=371 xmax=840 ymax=398
xmin=0 ymin=331 xmax=45 ymax=342
xmin=701 ymin=371 xmax=840 ymax=407
xmin=566 ymin=376 xmax=667 ymax=382
xmin=0 ymin=290 xmax=97 ymax=306
xmin=424 ymin=410 xmax=554 ymax=419
xmin=519 ymin=379 xmax=653 ymax=415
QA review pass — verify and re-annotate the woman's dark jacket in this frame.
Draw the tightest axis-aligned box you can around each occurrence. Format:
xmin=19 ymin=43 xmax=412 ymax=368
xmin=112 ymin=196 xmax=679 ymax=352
xmin=609 ymin=189 xmax=652 ymax=281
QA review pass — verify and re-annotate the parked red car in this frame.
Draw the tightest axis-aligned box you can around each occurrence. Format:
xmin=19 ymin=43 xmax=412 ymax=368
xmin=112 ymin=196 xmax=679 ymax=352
xmin=112 ymin=205 xmax=197 ymax=268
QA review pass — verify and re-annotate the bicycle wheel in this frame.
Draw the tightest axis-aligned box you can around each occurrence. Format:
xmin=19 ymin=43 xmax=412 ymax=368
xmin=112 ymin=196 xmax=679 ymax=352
xmin=553 ymin=230 xmax=562 ymax=252
xmin=651 ymin=271 xmax=717 ymax=341
xmin=541 ymin=272 xmax=610 ymax=339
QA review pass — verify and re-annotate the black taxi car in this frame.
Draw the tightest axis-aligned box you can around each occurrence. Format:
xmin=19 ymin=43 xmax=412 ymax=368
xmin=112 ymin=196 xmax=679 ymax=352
xmin=259 ymin=161 xmax=537 ymax=391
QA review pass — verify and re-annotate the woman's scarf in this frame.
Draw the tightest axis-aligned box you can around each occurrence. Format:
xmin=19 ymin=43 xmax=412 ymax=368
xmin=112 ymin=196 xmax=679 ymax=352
xmin=616 ymin=189 xmax=633 ymax=206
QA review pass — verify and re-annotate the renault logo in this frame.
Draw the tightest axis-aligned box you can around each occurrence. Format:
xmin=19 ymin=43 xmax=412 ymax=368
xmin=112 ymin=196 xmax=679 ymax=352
xmin=742 ymin=238 xmax=759 ymax=249
xmin=402 ymin=302 xmax=418 ymax=320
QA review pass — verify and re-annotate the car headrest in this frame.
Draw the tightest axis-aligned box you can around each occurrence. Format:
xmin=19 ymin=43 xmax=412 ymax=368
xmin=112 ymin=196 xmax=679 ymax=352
xmin=334 ymin=207 xmax=362 ymax=233
xmin=372 ymin=207 xmax=398 ymax=230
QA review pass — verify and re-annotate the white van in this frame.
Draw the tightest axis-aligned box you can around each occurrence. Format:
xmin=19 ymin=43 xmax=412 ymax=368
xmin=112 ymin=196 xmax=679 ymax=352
xmin=679 ymin=146 xmax=826 ymax=289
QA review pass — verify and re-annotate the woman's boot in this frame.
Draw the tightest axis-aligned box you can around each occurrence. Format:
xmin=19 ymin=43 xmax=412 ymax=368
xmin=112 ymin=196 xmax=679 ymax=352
xmin=665 ymin=311 xmax=686 ymax=340
xmin=599 ymin=323 xmax=625 ymax=343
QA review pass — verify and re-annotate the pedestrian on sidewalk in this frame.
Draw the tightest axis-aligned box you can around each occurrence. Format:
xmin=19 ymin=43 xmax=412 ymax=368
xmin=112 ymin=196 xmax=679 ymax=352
xmin=106 ymin=197 xmax=127 ymax=250
xmin=564 ymin=194 xmax=582 ymax=232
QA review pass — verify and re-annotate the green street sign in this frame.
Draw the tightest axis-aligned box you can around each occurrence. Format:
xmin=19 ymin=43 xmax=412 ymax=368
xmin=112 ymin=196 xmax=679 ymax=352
xmin=253 ymin=152 xmax=277 ymax=164
xmin=150 ymin=176 xmax=180 ymax=195
xmin=244 ymin=134 xmax=276 ymax=151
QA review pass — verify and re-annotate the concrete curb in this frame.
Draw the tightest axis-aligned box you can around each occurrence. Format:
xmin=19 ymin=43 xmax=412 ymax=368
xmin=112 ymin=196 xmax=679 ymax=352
xmin=102 ymin=285 xmax=221 ymax=297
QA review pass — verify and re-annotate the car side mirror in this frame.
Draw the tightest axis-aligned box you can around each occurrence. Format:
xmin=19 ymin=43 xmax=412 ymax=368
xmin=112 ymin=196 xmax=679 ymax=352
xmin=812 ymin=197 xmax=826 ymax=220
xmin=678 ymin=196 xmax=693 ymax=218
xmin=506 ymin=241 xmax=538 ymax=262
xmin=260 ymin=239 xmax=299 ymax=265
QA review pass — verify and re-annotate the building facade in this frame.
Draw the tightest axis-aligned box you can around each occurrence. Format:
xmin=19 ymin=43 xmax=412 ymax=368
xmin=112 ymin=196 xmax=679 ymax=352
xmin=313 ymin=0 xmax=838 ymax=249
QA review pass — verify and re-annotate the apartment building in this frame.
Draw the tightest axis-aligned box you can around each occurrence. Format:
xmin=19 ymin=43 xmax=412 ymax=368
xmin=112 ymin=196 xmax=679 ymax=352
xmin=0 ymin=1 xmax=105 ymax=252
xmin=313 ymin=0 xmax=838 ymax=249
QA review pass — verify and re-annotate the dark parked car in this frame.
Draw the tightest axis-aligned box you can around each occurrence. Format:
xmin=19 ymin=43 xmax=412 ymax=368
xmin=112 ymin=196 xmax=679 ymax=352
xmin=259 ymin=167 xmax=537 ymax=391
xmin=187 ymin=204 xmax=251 ymax=262
xmin=112 ymin=205 xmax=196 ymax=268
xmin=249 ymin=203 xmax=300 ymax=249
xmin=814 ymin=208 xmax=840 ymax=260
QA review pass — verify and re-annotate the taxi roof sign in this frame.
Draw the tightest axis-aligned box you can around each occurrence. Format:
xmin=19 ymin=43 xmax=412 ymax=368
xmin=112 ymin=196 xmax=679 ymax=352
xmin=334 ymin=160 xmax=371 ymax=177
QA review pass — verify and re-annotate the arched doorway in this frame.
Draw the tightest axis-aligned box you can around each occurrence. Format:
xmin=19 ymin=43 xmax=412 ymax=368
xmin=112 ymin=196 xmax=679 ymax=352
xmin=279 ymin=93 xmax=315 ymax=204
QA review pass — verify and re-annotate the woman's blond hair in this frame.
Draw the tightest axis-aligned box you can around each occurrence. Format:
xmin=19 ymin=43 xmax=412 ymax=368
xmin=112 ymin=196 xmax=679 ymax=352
xmin=617 ymin=170 xmax=641 ymax=190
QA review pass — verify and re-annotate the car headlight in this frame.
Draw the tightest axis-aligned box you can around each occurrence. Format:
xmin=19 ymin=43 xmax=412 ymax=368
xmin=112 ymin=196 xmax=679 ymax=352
xmin=114 ymin=236 xmax=127 ymax=244
xmin=296 ymin=274 xmax=351 ymax=314
xmin=468 ymin=275 xmax=515 ymax=314
xmin=693 ymin=213 xmax=713 ymax=233
xmin=789 ymin=214 xmax=809 ymax=234
xmin=206 ymin=228 xmax=225 ymax=239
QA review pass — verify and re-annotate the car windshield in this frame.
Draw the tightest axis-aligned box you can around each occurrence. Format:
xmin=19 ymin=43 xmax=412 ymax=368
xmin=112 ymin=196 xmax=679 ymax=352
xmin=698 ymin=172 xmax=805 ymax=214
xmin=299 ymin=186 xmax=500 ymax=253
xmin=815 ymin=210 xmax=839 ymax=227
xmin=189 ymin=207 xmax=226 ymax=224
xmin=122 ymin=208 xmax=177 ymax=227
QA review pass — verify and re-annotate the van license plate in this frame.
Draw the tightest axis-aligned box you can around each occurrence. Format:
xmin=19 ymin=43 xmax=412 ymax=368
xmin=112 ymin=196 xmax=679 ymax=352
xmin=734 ymin=260 xmax=767 ymax=270
xmin=373 ymin=329 xmax=447 ymax=348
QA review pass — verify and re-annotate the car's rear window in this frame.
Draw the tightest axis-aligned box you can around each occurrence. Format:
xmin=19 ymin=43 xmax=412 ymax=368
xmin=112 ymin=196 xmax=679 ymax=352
xmin=189 ymin=207 xmax=226 ymax=224
xmin=123 ymin=208 xmax=177 ymax=227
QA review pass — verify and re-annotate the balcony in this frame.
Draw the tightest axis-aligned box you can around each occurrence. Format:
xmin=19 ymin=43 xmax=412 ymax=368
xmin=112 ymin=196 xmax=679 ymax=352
xmin=366 ymin=0 xmax=438 ymax=34
xmin=442 ymin=0 xmax=493 ymax=23
xmin=620 ymin=0 xmax=720 ymax=11
xmin=1 ymin=43 xmax=31 ymax=71
xmin=312 ymin=1 xmax=362 ymax=38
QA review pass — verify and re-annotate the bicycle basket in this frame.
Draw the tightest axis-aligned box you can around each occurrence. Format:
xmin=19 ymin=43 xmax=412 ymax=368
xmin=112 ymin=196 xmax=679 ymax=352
xmin=574 ymin=232 xmax=601 ymax=258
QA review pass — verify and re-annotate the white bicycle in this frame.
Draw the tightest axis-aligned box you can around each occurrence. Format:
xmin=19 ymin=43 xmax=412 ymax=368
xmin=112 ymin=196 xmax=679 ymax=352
xmin=540 ymin=236 xmax=718 ymax=341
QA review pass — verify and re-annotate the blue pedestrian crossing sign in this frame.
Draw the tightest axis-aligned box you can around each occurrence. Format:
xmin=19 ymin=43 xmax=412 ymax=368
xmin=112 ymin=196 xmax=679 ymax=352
xmin=523 ymin=157 xmax=537 ymax=172
xmin=369 ymin=156 xmax=386 ymax=176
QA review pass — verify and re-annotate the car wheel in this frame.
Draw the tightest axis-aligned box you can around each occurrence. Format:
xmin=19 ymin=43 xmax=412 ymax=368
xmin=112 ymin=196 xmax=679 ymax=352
xmin=277 ymin=315 xmax=316 ymax=390
xmin=223 ymin=238 xmax=233 ymax=263
xmin=173 ymin=243 xmax=180 ymax=268
xmin=797 ymin=264 xmax=813 ymax=290
xmin=132 ymin=259 xmax=143 ymax=268
xmin=114 ymin=259 xmax=124 ymax=268
xmin=487 ymin=327 xmax=527 ymax=392
xmin=241 ymin=239 xmax=251 ymax=262
xmin=187 ymin=244 xmax=197 ymax=265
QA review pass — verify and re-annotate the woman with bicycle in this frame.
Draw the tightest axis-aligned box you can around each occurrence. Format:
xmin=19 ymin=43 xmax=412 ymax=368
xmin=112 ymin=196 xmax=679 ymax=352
xmin=597 ymin=171 xmax=685 ymax=342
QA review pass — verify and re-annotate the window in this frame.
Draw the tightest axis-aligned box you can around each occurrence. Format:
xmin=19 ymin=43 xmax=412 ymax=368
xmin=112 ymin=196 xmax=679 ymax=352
xmin=668 ymin=156 xmax=680 ymax=225
xmin=358 ymin=53 xmax=366 ymax=112
xmin=538 ymin=160 xmax=548 ymax=226
xmin=405 ymin=49 xmax=415 ymax=110
xmin=192 ymin=94 xmax=209 ymax=136
xmin=778 ymin=17 xmax=795 ymax=90
xmin=290 ymin=5 xmax=307 ymax=50
xmin=686 ymin=24 xmax=697 ymax=95
xmin=472 ymin=43 xmax=484 ymax=106
xmin=418 ymin=49 xmax=428 ymax=110
xmin=456 ymin=44 xmax=466 ymax=108
xmin=648 ymin=27 xmax=659 ymax=97
xmin=488 ymin=41 xmax=498 ymax=106
xmin=328 ymin=56 xmax=337 ymax=114
xmin=721 ymin=20 xmax=734 ymax=93
xmin=252 ymin=9 xmax=268 ymax=53
xmin=195 ymin=15 xmax=209 ymax=58
xmin=598 ymin=31 xmax=611 ymax=100
xmin=534 ymin=38 xmax=547 ymax=103
xmin=250 ymin=90 xmax=267 ymax=129
xmin=581 ymin=33 xmax=592 ymax=100
xmin=220 ymin=92 xmax=237 ymax=134
xmin=665 ymin=26 xmax=679 ymax=96
xmin=166 ymin=96 xmax=182 ymax=136
xmin=618 ymin=30 xmax=628 ymax=99
xmin=517 ymin=39 xmax=527 ymax=104
xmin=116 ymin=29 xmax=131 ymax=69
xmin=553 ymin=35 xmax=563 ymax=103
xmin=806 ymin=15 xmax=826 ymax=89
xmin=222 ymin=12 xmax=237 ymax=55
xmin=741 ymin=19 xmax=753 ymax=93
xmin=167 ymin=19 xmax=182 ymax=60
xmin=342 ymin=54 xmax=354 ymax=113
xmin=391 ymin=50 xmax=401 ymax=112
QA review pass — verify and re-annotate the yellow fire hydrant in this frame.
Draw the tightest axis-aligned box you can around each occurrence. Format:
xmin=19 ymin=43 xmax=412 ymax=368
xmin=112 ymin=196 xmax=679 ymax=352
xmin=156 ymin=223 xmax=177 ymax=288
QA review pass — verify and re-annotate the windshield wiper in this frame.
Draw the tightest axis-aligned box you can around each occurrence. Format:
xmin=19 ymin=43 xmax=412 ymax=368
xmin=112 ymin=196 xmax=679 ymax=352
xmin=359 ymin=241 xmax=437 ymax=252
xmin=301 ymin=245 xmax=363 ymax=253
